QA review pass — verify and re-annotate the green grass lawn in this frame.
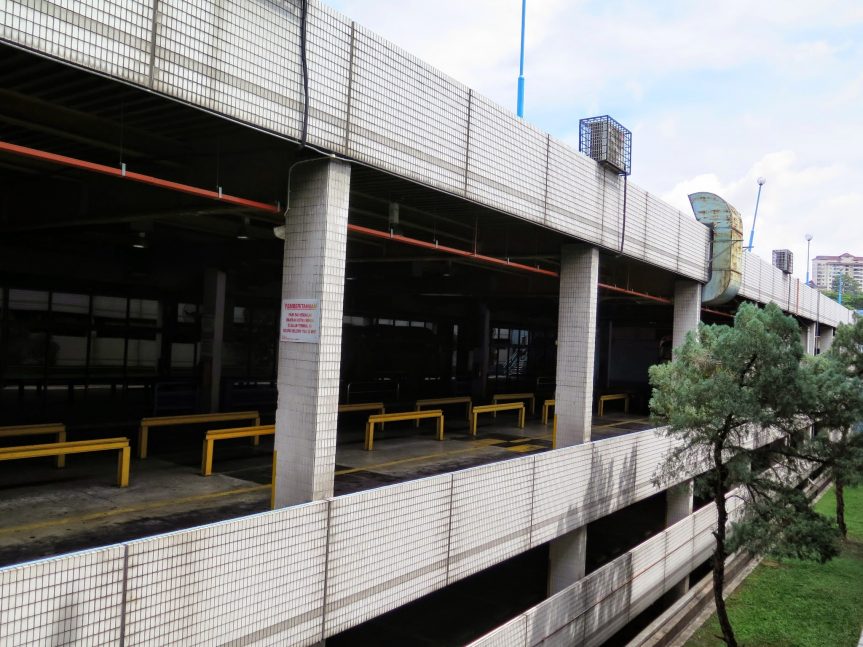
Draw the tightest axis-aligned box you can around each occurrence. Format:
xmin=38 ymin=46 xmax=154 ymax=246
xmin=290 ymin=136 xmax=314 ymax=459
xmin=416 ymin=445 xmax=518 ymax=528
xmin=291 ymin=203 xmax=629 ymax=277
xmin=687 ymin=485 xmax=863 ymax=647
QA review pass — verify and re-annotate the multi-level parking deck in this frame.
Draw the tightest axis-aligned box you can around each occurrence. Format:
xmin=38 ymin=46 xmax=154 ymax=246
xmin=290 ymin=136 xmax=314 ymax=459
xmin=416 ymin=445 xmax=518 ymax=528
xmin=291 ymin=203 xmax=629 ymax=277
xmin=0 ymin=1 xmax=852 ymax=645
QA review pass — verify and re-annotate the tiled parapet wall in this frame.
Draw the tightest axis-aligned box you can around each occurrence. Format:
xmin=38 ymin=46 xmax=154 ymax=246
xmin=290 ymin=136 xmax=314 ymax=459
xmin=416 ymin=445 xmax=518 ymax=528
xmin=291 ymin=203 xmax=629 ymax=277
xmin=0 ymin=0 xmax=707 ymax=283
xmin=0 ymin=426 xmax=774 ymax=646
xmin=0 ymin=1 xmax=850 ymax=327
xmin=467 ymin=494 xmax=744 ymax=647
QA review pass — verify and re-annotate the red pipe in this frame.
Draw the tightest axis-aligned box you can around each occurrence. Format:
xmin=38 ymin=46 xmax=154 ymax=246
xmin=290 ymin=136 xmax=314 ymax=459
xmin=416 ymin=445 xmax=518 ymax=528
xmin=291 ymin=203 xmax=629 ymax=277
xmin=0 ymin=140 xmax=280 ymax=214
xmin=598 ymin=283 xmax=672 ymax=304
xmin=0 ymin=140 xmax=722 ymax=305
xmin=701 ymin=306 xmax=735 ymax=319
xmin=347 ymin=223 xmax=560 ymax=278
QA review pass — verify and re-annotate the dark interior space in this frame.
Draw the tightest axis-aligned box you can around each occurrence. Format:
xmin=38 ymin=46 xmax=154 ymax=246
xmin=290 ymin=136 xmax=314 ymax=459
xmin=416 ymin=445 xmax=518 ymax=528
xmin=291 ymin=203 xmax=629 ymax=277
xmin=585 ymin=490 xmax=668 ymax=574
xmin=328 ymin=545 xmax=549 ymax=647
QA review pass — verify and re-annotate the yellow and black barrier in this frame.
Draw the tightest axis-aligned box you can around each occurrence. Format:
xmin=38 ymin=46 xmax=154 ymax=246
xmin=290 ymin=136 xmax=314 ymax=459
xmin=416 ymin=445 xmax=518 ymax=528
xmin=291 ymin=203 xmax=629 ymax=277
xmin=414 ymin=396 xmax=472 ymax=426
xmin=598 ymin=393 xmax=630 ymax=416
xmin=138 ymin=411 xmax=261 ymax=459
xmin=338 ymin=402 xmax=386 ymax=415
xmin=0 ymin=437 xmax=130 ymax=486
xmin=365 ymin=409 xmax=445 ymax=451
xmin=471 ymin=402 xmax=526 ymax=436
xmin=0 ymin=423 xmax=67 ymax=467
xmin=491 ymin=392 xmax=535 ymax=416
xmin=541 ymin=399 xmax=555 ymax=425
xmin=201 ymin=425 xmax=276 ymax=476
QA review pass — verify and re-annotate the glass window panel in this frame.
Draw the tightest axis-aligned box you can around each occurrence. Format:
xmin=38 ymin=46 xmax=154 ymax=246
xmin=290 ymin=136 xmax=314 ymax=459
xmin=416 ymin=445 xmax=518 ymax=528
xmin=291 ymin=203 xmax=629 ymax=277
xmin=9 ymin=289 xmax=49 ymax=311
xmin=129 ymin=299 xmax=158 ymax=322
xmin=91 ymin=337 xmax=125 ymax=367
xmin=171 ymin=343 xmax=196 ymax=368
xmin=93 ymin=296 xmax=127 ymax=319
xmin=52 ymin=335 xmax=88 ymax=367
xmin=52 ymin=293 xmax=90 ymax=314
xmin=127 ymin=339 xmax=157 ymax=368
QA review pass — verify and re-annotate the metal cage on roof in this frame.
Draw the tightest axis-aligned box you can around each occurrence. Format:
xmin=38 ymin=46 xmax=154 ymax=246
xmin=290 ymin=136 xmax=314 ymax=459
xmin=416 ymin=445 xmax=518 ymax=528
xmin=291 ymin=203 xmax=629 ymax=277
xmin=579 ymin=115 xmax=632 ymax=176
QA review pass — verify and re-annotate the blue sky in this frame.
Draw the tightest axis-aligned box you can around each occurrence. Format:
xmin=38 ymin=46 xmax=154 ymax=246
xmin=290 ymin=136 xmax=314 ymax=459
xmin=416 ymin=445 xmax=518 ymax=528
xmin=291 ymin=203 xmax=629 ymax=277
xmin=327 ymin=0 xmax=863 ymax=283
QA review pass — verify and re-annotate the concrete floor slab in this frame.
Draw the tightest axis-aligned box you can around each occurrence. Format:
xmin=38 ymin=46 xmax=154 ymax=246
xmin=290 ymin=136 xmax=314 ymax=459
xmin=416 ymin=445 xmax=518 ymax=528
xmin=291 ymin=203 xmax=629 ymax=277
xmin=0 ymin=413 xmax=651 ymax=567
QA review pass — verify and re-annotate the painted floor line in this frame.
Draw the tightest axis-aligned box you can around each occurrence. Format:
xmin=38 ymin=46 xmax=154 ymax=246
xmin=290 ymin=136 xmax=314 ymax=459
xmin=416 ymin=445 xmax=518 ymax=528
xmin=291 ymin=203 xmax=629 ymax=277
xmin=0 ymin=484 xmax=270 ymax=537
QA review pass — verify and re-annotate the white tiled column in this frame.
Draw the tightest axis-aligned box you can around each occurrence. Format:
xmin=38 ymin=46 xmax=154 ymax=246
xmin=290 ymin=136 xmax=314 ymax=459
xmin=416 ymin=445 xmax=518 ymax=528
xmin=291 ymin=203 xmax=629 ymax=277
xmin=801 ymin=322 xmax=816 ymax=355
xmin=548 ymin=526 xmax=587 ymax=596
xmin=665 ymin=480 xmax=694 ymax=598
xmin=274 ymin=160 xmax=350 ymax=507
xmin=672 ymin=280 xmax=701 ymax=354
xmin=200 ymin=268 xmax=226 ymax=412
xmin=554 ymin=245 xmax=599 ymax=447
xmin=820 ymin=325 xmax=834 ymax=353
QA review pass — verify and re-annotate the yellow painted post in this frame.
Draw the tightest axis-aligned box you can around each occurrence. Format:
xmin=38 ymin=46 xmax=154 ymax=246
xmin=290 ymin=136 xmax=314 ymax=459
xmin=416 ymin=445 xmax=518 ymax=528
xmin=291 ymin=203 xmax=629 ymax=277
xmin=518 ymin=407 xmax=525 ymax=428
xmin=470 ymin=410 xmax=477 ymax=437
xmin=364 ymin=420 xmax=374 ymax=451
xmin=202 ymin=438 xmax=214 ymax=476
xmin=56 ymin=428 xmax=67 ymax=468
xmin=138 ymin=425 xmax=148 ymax=459
xmin=117 ymin=446 xmax=130 ymax=487
xmin=270 ymin=450 xmax=277 ymax=509
xmin=465 ymin=401 xmax=472 ymax=422
xmin=437 ymin=414 xmax=445 ymax=441
xmin=252 ymin=415 xmax=261 ymax=446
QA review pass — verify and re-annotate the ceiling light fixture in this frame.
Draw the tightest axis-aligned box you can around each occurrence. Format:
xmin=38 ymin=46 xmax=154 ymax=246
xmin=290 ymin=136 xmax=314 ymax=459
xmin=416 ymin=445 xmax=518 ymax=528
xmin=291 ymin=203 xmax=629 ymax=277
xmin=236 ymin=216 xmax=251 ymax=240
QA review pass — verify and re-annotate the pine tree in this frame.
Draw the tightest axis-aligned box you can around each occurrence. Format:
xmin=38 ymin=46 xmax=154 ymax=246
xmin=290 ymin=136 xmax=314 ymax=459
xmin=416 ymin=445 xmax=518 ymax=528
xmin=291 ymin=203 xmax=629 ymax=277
xmin=649 ymin=303 xmax=839 ymax=647
xmin=791 ymin=320 xmax=863 ymax=538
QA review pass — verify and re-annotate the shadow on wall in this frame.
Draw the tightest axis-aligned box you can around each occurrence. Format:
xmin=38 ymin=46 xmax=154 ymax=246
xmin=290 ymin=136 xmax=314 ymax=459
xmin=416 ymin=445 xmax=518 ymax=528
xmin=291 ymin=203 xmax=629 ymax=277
xmin=526 ymin=552 xmax=635 ymax=646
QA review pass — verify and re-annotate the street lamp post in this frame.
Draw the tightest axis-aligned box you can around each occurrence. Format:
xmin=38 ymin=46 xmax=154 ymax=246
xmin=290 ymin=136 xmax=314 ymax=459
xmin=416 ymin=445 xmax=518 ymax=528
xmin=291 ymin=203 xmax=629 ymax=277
xmin=745 ymin=177 xmax=766 ymax=251
xmin=516 ymin=0 xmax=526 ymax=118
xmin=805 ymin=233 xmax=813 ymax=286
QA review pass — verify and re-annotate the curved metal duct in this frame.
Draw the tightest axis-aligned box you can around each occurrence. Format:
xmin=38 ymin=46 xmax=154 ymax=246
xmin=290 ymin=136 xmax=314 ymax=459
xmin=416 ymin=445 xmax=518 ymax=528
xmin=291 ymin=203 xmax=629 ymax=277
xmin=689 ymin=192 xmax=743 ymax=305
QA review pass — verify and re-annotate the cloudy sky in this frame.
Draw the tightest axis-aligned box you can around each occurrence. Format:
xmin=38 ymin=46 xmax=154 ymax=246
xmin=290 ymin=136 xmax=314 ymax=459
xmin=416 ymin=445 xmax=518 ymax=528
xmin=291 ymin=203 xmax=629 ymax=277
xmin=328 ymin=0 xmax=863 ymax=282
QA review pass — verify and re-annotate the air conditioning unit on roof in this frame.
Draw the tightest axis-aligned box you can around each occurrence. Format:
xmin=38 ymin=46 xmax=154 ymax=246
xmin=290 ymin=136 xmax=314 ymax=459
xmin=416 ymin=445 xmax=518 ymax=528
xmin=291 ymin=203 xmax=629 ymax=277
xmin=772 ymin=249 xmax=793 ymax=274
xmin=579 ymin=115 xmax=631 ymax=176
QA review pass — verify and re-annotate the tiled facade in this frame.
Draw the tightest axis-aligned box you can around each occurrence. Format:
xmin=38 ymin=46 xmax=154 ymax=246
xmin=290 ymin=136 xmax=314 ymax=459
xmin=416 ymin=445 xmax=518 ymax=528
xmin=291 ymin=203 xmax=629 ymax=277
xmin=0 ymin=426 xmax=740 ymax=647
xmin=554 ymin=246 xmax=600 ymax=447
xmin=672 ymin=281 xmax=702 ymax=353
xmin=0 ymin=2 xmax=856 ymax=646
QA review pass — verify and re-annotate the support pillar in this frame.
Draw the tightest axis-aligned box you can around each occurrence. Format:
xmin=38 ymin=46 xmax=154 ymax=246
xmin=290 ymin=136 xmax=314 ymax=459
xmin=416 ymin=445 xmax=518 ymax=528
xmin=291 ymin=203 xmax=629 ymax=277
xmin=801 ymin=322 xmax=816 ymax=355
xmin=672 ymin=281 xmax=701 ymax=354
xmin=548 ymin=526 xmax=587 ymax=596
xmin=547 ymin=246 xmax=597 ymax=597
xmin=554 ymin=245 xmax=599 ymax=447
xmin=820 ymin=325 xmax=834 ymax=353
xmin=665 ymin=480 xmax=694 ymax=598
xmin=273 ymin=160 xmax=350 ymax=507
xmin=200 ymin=268 xmax=226 ymax=412
xmin=473 ymin=304 xmax=491 ymax=400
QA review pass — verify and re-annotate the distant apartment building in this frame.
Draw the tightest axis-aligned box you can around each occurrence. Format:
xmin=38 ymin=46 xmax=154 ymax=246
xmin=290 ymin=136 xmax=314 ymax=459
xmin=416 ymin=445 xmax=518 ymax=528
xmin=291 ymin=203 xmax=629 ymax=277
xmin=812 ymin=253 xmax=863 ymax=289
